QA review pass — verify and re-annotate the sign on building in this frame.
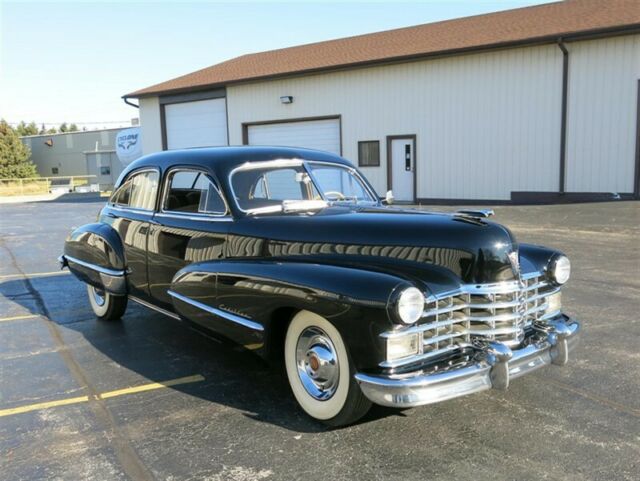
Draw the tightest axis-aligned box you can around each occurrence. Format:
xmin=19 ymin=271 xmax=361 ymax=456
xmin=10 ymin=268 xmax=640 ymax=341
xmin=116 ymin=127 xmax=142 ymax=165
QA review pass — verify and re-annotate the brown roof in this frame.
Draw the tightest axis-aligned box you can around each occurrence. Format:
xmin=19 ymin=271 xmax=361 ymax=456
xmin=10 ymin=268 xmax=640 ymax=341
xmin=125 ymin=0 xmax=640 ymax=98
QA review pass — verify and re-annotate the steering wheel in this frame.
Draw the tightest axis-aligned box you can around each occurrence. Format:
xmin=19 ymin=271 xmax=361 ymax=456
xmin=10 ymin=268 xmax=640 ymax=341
xmin=323 ymin=191 xmax=347 ymax=201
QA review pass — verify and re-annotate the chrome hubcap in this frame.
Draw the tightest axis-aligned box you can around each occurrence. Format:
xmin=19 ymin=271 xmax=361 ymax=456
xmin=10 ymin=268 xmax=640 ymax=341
xmin=91 ymin=287 xmax=106 ymax=307
xmin=295 ymin=327 xmax=339 ymax=400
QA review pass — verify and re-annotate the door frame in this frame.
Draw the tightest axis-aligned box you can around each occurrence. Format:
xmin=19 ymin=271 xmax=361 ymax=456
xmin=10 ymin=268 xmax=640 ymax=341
xmin=386 ymin=134 xmax=417 ymax=203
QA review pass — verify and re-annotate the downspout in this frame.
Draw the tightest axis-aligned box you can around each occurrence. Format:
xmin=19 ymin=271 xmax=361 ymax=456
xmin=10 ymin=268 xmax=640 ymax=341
xmin=123 ymin=97 xmax=139 ymax=109
xmin=557 ymin=39 xmax=569 ymax=194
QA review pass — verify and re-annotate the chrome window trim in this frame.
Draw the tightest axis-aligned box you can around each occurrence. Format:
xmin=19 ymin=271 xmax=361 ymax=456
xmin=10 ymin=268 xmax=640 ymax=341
xmin=154 ymin=212 xmax=233 ymax=222
xmin=64 ymin=254 xmax=125 ymax=277
xmin=110 ymin=167 xmax=160 ymax=212
xmin=167 ymin=290 xmax=264 ymax=332
xmin=228 ymin=158 xmax=379 ymax=214
xmin=160 ymin=166 xmax=230 ymax=219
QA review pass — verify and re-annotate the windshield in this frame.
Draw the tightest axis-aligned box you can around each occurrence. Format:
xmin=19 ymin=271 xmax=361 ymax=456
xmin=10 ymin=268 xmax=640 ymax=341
xmin=231 ymin=161 xmax=376 ymax=213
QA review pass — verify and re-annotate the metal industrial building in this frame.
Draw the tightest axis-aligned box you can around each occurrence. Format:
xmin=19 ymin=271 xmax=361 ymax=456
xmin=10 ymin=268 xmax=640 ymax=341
xmin=123 ymin=0 xmax=640 ymax=203
xmin=21 ymin=129 xmax=124 ymax=189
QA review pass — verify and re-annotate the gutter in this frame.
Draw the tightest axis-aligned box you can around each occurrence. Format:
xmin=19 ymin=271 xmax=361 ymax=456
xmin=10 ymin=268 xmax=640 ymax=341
xmin=557 ymin=38 xmax=569 ymax=194
xmin=123 ymin=98 xmax=139 ymax=109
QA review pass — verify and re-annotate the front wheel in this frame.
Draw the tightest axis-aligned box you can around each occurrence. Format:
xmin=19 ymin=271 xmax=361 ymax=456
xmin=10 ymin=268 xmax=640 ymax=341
xmin=284 ymin=310 xmax=371 ymax=427
xmin=87 ymin=284 xmax=127 ymax=321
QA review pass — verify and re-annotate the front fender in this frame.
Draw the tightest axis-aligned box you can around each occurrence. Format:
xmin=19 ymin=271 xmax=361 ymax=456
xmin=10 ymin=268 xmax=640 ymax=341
xmin=62 ymin=223 xmax=127 ymax=295
xmin=169 ymin=259 xmax=412 ymax=369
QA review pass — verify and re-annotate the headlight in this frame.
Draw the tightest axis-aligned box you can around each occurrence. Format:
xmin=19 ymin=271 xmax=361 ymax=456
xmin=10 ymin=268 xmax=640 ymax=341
xmin=396 ymin=287 xmax=425 ymax=325
xmin=386 ymin=333 xmax=420 ymax=361
xmin=550 ymin=255 xmax=571 ymax=285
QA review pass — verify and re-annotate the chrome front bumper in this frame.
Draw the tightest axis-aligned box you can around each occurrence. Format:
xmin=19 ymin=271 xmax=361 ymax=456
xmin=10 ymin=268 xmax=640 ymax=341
xmin=355 ymin=317 xmax=580 ymax=408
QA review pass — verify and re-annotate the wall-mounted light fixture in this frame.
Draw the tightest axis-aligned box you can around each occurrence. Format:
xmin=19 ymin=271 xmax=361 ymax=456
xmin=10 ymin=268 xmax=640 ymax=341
xmin=280 ymin=95 xmax=294 ymax=104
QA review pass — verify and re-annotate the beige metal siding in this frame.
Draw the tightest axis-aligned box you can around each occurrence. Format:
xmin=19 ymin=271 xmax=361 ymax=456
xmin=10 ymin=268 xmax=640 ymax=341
xmin=565 ymin=34 xmax=640 ymax=193
xmin=228 ymin=45 xmax=563 ymax=199
xmin=139 ymin=97 xmax=163 ymax=155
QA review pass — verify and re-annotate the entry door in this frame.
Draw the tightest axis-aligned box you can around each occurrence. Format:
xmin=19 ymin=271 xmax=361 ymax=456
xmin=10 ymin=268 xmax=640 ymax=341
xmin=389 ymin=137 xmax=415 ymax=202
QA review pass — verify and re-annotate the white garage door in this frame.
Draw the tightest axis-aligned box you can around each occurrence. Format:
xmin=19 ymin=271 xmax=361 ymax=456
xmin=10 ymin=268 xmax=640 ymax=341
xmin=165 ymin=98 xmax=228 ymax=150
xmin=247 ymin=118 xmax=341 ymax=155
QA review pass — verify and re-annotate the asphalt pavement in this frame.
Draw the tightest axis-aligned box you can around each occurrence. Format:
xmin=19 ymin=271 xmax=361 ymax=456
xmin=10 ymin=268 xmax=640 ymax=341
xmin=1 ymin=193 xmax=638 ymax=481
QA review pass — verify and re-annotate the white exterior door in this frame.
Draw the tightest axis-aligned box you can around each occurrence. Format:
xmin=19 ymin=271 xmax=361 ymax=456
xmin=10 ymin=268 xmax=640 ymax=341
xmin=390 ymin=137 xmax=415 ymax=202
xmin=164 ymin=98 xmax=228 ymax=150
xmin=246 ymin=118 xmax=341 ymax=155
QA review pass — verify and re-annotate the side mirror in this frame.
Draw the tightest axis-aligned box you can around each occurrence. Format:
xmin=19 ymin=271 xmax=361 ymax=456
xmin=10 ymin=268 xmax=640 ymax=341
xmin=382 ymin=190 xmax=394 ymax=205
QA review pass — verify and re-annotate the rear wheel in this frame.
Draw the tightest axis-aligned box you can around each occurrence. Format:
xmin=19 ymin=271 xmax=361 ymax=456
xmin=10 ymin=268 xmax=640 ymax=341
xmin=284 ymin=310 xmax=371 ymax=427
xmin=87 ymin=284 xmax=127 ymax=321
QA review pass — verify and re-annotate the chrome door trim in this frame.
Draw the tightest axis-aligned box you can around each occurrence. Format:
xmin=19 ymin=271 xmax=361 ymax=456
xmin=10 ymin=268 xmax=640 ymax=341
xmin=167 ymin=290 xmax=264 ymax=331
xmin=129 ymin=295 xmax=181 ymax=320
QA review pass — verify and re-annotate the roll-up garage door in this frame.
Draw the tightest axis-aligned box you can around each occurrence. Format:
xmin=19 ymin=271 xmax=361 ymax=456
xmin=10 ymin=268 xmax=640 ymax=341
xmin=165 ymin=98 xmax=228 ymax=150
xmin=246 ymin=118 xmax=341 ymax=155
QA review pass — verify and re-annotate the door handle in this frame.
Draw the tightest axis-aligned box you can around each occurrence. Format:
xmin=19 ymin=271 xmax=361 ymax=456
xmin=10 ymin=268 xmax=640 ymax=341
xmin=405 ymin=144 xmax=411 ymax=171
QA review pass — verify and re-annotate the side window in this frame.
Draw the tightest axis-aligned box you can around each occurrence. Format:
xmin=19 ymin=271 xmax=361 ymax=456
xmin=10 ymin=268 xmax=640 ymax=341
xmin=111 ymin=180 xmax=132 ymax=206
xmin=164 ymin=170 xmax=226 ymax=215
xmin=253 ymin=169 xmax=304 ymax=200
xmin=129 ymin=171 xmax=159 ymax=210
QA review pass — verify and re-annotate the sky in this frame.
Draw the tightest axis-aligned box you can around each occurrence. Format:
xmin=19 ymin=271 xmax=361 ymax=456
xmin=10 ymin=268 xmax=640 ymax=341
xmin=1 ymin=0 xmax=554 ymax=130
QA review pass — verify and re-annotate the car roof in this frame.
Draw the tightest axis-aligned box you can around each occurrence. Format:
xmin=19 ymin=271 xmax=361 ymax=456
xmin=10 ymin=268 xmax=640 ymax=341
xmin=120 ymin=146 xmax=353 ymax=181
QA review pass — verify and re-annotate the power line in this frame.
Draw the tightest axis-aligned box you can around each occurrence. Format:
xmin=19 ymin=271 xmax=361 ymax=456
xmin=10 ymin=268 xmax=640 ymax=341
xmin=6 ymin=120 xmax=132 ymax=126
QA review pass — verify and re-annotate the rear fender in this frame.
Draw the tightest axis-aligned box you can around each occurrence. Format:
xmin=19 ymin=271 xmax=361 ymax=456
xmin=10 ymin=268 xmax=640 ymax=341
xmin=169 ymin=259 xmax=411 ymax=369
xmin=62 ymin=223 xmax=127 ymax=295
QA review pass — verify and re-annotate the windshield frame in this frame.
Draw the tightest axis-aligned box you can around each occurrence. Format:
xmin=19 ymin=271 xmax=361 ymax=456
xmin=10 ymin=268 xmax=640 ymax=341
xmin=228 ymin=158 xmax=379 ymax=215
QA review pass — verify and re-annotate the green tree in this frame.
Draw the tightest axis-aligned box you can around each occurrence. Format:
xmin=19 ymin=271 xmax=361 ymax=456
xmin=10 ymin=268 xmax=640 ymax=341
xmin=68 ymin=123 xmax=79 ymax=132
xmin=15 ymin=121 xmax=39 ymax=136
xmin=59 ymin=122 xmax=68 ymax=133
xmin=0 ymin=120 xmax=38 ymax=178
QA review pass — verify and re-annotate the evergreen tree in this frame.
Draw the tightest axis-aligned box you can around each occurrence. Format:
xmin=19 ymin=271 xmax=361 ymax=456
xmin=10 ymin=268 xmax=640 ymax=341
xmin=0 ymin=120 xmax=38 ymax=178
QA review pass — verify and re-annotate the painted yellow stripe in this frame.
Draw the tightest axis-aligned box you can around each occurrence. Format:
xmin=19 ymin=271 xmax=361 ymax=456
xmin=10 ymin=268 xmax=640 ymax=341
xmin=0 ymin=271 xmax=71 ymax=280
xmin=99 ymin=374 xmax=205 ymax=399
xmin=0 ymin=395 xmax=90 ymax=417
xmin=0 ymin=314 xmax=40 ymax=323
xmin=0 ymin=374 xmax=205 ymax=418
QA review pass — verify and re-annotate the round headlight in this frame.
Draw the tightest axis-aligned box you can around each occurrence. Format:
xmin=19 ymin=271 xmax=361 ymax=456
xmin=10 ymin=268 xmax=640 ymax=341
xmin=397 ymin=287 xmax=425 ymax=325
xmin=550 ymin=255 xmax=571 ymax=285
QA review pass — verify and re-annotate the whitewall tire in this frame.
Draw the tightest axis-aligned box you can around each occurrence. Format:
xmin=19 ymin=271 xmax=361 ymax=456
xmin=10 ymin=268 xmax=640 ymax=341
xmin=284 ymin=310 xmax=371 ymax=426
xmin=87 ymin=284 xmax=127 ymax=321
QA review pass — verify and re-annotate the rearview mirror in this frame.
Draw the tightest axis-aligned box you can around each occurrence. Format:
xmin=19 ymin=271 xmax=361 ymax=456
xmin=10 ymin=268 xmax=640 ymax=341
xmin=382 ymin=190 xmax=394 ymax=205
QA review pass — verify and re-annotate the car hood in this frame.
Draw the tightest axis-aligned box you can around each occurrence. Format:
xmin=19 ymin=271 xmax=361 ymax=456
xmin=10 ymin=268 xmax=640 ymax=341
xmin=230 ymin=206 xmax=520 ymax=287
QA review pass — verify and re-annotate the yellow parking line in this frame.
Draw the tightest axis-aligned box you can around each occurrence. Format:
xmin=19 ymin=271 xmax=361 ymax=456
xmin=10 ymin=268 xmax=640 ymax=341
xmin=0 ymin=271 xmax=71 ymax=280
xmin=0 ymin=314 xmax=40 ymax=323
xmin=0 ymin=374 xmax=205 ymax=418
xmin=99 ymin=374 xmax=205 ymax=399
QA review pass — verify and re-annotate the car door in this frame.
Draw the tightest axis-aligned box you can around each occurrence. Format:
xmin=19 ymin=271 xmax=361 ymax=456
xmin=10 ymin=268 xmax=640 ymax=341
xmin=147 ymin=167 xmax=231 ymax=314
xmin=102 ymin=168 xmax=159 ymax=299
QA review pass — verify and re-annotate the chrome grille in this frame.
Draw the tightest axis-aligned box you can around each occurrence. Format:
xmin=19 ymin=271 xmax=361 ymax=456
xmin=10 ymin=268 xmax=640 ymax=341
xmin=420 ymin=274 xmax=559 ymax=360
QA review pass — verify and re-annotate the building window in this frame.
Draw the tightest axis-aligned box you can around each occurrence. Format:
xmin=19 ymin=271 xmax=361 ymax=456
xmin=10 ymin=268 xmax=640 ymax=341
xmin=100 ymin=166 xmax=111 ymax=176
xmin=358 ymin=141 xmax=380 ymax=167
xmin=51 ymin=167 xmax=59 ymax=175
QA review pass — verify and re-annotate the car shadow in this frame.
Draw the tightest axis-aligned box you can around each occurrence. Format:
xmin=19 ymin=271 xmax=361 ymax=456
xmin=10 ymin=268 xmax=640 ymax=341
xmin=0 ymin=274 xmax=406 ymax=432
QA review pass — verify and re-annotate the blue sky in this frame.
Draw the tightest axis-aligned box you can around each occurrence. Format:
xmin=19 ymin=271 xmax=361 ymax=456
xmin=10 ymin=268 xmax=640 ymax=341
xmin=1 ymin=0 xmax=553 ymax=130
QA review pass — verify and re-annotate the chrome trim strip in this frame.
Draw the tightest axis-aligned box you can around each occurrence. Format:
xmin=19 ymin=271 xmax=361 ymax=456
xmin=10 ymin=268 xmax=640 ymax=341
xmin=129 ymin=295 xmax=181 ymax=320
xmin=63 ymin=255 xmax=125 ymax=277
xmin=357 ymin=318 xmax=580 ymax=408
xmin=167 ymin=290 xmax=264 ymax=332
xmin=154 ymin=212 xmax=233 ymax=222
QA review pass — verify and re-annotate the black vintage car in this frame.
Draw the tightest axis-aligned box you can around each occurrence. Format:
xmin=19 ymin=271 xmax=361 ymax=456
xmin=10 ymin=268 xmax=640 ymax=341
xmin=60 ymin=146 xmax=580 ymax=426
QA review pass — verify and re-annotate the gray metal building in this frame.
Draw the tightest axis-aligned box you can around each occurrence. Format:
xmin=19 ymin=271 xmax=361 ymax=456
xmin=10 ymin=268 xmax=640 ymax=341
xmin=20 ymin=129 xmax=125 ymax=190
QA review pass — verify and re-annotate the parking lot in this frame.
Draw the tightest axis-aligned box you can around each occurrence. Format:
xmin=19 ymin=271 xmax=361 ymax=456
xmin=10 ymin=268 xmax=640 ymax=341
xmin=1 ymin=194 xmax=638 ymax=481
